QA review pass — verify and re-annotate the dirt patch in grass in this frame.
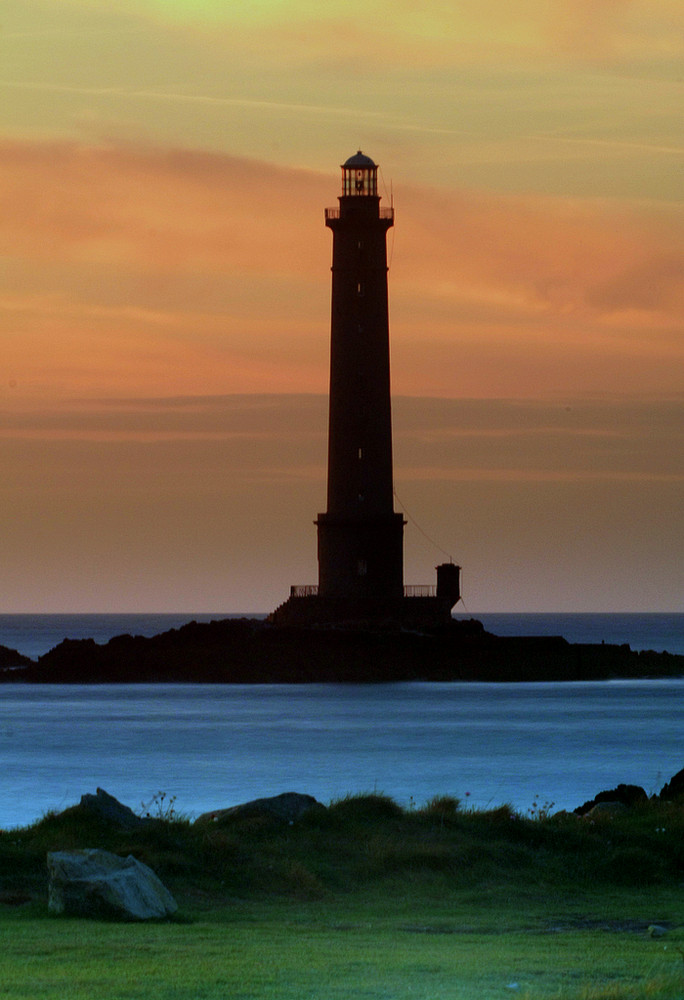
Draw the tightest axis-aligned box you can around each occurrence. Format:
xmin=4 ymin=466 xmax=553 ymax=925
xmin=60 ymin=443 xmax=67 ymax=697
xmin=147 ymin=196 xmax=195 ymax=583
xmin=542 ymin=917 xmax=676 ymax=934
xmin=401 ymin=918 xmax=678 ymax=936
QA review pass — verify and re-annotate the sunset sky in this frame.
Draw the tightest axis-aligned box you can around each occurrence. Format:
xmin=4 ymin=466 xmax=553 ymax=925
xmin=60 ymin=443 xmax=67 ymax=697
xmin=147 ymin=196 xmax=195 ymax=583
xmin=1 ymin=0 xmax=682 ymax=612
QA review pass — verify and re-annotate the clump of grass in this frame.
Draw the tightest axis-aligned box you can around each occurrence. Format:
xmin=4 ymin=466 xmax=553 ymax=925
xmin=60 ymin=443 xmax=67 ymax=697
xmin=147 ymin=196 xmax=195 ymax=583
xmin=419 ymin=795 xmax=461 ymax=823
xmin=362 ymin=835 xmax=457 ymax=878
xmin=478 ymin=803 xmax=519 ymax=825
xmin=256 ymin=859 xmax=326 ymax=900
xmin=327 ymin=792 xmax=405 ymax=824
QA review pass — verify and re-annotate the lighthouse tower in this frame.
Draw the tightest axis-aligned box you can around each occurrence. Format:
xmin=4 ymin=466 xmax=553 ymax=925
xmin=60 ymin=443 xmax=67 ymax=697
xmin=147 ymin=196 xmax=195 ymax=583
xmin=271 ymin=152 xmax=460 ymax=628
xmin=316 ymin=151 xmax=405 ymax=601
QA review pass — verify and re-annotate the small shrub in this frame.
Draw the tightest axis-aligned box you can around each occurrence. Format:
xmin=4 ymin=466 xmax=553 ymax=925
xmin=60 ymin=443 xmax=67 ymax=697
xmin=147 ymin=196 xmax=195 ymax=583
xmin=527 ymin=796 xmax=556 ymax=821
xmin=139 ymin=791 xmax=179 ymax=822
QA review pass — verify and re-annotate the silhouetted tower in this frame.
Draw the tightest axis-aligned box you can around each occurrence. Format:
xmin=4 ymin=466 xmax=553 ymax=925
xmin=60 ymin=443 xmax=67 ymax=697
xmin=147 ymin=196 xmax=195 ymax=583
xmin=315 ymin=151 xmax=405 ymax=600
xmin=269 ymin=153 xmax=460 ymax=628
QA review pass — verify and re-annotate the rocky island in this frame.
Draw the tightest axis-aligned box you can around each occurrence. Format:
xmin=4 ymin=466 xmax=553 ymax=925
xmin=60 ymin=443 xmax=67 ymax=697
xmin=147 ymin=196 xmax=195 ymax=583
xmin=0 ymin=616 xmax=682 ymax=683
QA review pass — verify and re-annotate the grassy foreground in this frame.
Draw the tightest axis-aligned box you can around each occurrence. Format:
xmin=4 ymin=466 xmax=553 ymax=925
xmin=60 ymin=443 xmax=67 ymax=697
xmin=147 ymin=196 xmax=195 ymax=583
xmin=1 ymin=794 xmax=683 ymax=999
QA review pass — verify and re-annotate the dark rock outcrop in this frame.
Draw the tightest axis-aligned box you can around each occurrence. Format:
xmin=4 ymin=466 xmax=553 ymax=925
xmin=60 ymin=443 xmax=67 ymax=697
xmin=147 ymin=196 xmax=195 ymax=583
xmin=72 ymin=788 xmax=147 ymax=831
xmin=575 ymin=768 xmax=684 ymax=815
xmin=658 ymin=767 xmax=684 ymax=802
xmin=575 ymin=783 xmax=648 ymax=816
xmin=1 ymin=617 xmax=682 ymax=684
xmin=195 ymin=791 xmax=324 ymax=827
xmin=0 ymin=645 xmax=32 ymax=670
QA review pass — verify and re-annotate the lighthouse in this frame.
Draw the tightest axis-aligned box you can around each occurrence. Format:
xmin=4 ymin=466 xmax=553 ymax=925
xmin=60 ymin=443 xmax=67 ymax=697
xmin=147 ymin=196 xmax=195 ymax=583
xmin=316 ymin=151 xmax=405 ymax=601
xmin=271 ymin=152 xmax=460 ymax=627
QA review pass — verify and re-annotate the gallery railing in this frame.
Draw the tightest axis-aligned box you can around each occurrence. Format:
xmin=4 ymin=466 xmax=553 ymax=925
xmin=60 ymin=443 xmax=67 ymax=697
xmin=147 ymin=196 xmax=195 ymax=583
xmin=403 ymin=585 xmax=437 ymax=597
xmin=324 ymin=207 xmax=394 ymax=222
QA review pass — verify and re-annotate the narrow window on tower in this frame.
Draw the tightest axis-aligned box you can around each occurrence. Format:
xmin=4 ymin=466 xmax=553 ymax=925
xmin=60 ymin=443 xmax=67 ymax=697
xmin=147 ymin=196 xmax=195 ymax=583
xmin=357 ymin=559 xmax=368 ymax=577
xmin=357 ymin=282 xmax=364 ymax=296
xmin=358 ymin=447 xmax=363 ymax=460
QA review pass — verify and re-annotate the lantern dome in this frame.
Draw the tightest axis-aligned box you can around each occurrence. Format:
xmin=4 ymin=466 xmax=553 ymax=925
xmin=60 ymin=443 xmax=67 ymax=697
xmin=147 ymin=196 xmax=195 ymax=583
xmin=342 ymin=150 xmax=377 ymax=170
xmin=341 ymin=150 xmax=378 ymax=197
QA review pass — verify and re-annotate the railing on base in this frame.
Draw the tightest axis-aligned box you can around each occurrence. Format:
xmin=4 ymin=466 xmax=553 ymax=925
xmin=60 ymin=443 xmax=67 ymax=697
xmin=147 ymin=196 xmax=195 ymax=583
xmin=289 ymin=584 xmax=437 ymax=598
xmin=290 ymin=585 xmax=319 ymax=598
xmin=404 ymin=585 xmax=437 ymax=598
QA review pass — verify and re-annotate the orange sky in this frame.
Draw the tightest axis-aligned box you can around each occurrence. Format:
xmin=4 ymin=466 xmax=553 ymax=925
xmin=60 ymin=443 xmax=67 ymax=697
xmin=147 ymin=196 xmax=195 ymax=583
xmin=1 ymin=0 xmax=682 ymax=611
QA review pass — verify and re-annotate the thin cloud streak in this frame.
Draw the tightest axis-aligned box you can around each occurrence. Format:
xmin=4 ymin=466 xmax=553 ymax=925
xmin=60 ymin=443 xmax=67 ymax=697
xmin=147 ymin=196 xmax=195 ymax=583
xmin=3 ymin=393 xmax=681 ymax=482
xmin=5 ymin=79 xmax=682 ymax=157
xmin=0 ymin=79 xmax=388 ymax=122
xmin=530 ymin=133 xmax=684 ymax=157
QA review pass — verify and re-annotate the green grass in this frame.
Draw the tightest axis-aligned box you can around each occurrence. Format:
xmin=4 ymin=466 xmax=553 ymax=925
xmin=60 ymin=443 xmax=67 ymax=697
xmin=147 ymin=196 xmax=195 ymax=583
xmin=1 ymin=794 xmax=683 ymax=999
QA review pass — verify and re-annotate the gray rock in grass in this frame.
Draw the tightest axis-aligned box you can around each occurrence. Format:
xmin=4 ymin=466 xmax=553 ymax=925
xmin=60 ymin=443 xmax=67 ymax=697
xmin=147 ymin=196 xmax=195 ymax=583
xmin=47 ymin=849 xmax=177 ymax=921
xmin=195 ymin=791 xmax=324 ymax=827
xmin=584 ymin=801 xmax=628 ymax=818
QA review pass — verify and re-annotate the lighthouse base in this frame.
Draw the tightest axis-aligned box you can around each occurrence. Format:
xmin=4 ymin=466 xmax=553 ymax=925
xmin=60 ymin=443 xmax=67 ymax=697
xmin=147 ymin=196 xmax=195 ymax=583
xmin=268 ymin=593 xmax=456 ymax=629
xmin=316 ymin=512 xmax=405 ymax=602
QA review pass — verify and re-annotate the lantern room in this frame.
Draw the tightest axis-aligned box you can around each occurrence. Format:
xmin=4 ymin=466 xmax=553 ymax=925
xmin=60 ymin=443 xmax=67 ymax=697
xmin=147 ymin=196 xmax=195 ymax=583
xmin=342 ymin=150 xmax=378 ymax=197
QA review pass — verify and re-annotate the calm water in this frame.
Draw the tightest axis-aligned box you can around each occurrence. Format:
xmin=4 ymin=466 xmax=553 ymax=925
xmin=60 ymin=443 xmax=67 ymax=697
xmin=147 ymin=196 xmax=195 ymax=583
xmin=0 ymin=680 xmax=683 ymax=829
xmin=0 ymin=613 xmax=682 ymax=829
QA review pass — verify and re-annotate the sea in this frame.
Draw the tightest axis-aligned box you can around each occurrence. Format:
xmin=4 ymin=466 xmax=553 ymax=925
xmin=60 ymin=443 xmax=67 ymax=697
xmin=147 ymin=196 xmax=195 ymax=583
xmin=0 ymin=612 xmax=682 ymax=830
